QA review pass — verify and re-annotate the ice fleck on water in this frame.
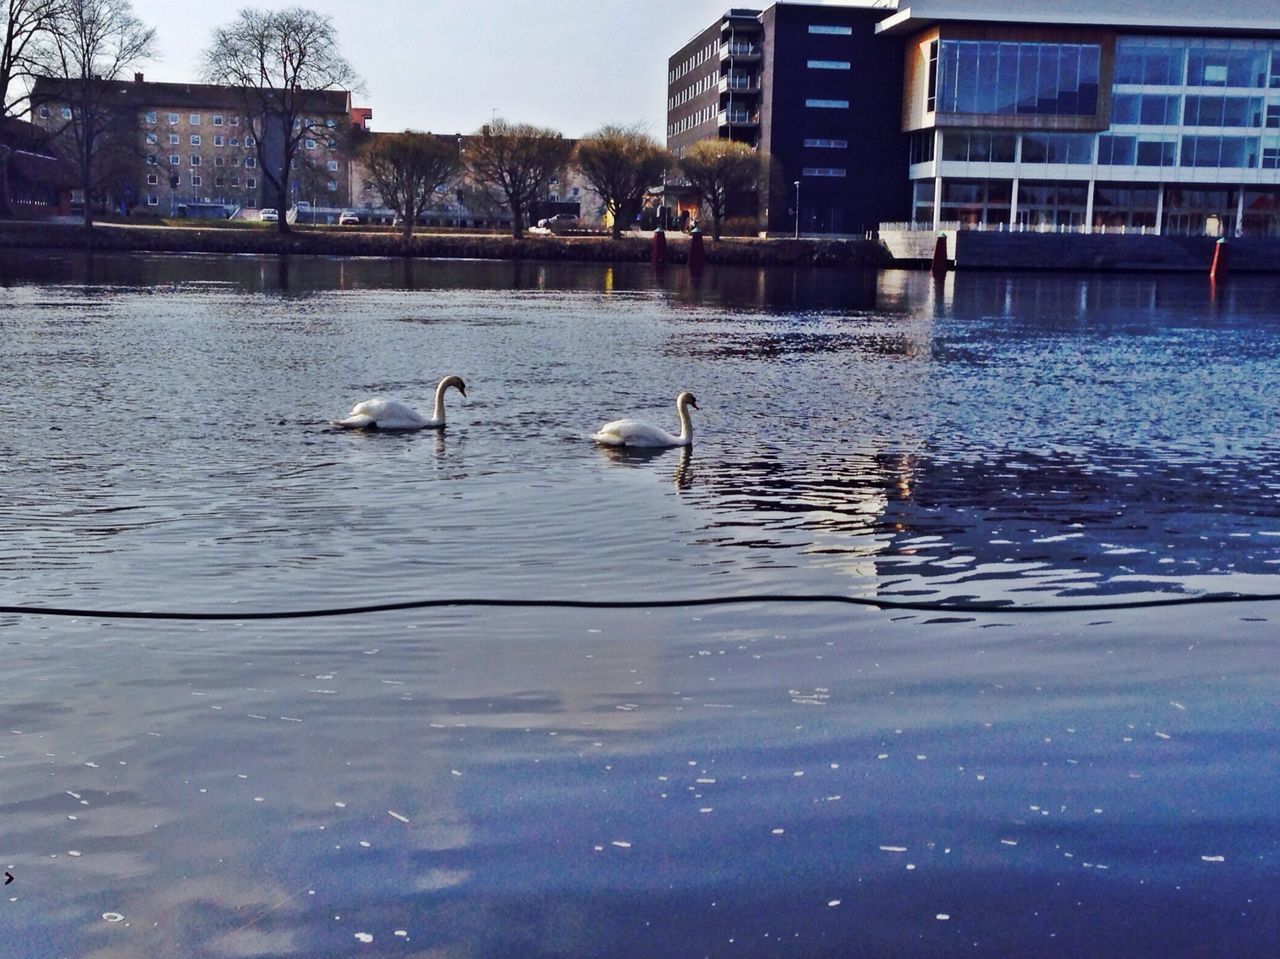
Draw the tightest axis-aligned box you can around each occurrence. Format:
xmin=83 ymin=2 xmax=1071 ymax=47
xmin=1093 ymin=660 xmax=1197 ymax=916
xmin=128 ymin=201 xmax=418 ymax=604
xmin=611 ymin=840 xmax=632 ymax=849
xmin=1155 ymin=731 xmax=1171 ymax=740
xmin=450 ymin=770 xmax=462 ymax=777
xmin=827 ymin=899 xmax=841 ymax=907
xmin=334 ymin=802 xmax=346 ymax=808
xmin=1201 ymin=855 xmax=1226 ymax=863
xmin=354 ymin=932 xmax=373 ymax=943
xmin=772 ymin=829 xmax=785 ymax=835
xmin=394 ymin=930 xmax=408 ymax=937
xmin=879 ymin=846 xmax=907 ymax=853
xmin=388 ymin=810 xmax=410 ymax=823
xmin=936 ymin=913 xmax=951 ymax=921
xmin=1000 ymin=839 xmax=1018 ymax=846
xmin=67 ymin=850 xmax=81 ymax=857
xmin=102 ymin=912 xmax=124 ymax=923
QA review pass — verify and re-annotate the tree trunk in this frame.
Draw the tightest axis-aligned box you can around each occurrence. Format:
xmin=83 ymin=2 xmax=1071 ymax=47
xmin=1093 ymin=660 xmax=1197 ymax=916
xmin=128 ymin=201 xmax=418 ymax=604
xmin=276 ymin=171 xmax=290 ymax=233
xmin=401 ymin=206 xmax=414 ymax=240
xmin=711 ymin=211 xmax=723 ymax=242
xmin=511 ymin=202 xmax=524 ymax=239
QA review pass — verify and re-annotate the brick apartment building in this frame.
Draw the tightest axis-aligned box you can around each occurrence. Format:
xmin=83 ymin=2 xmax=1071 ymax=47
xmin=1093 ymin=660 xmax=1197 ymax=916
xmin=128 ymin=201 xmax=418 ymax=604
xmin=31 ymin=73 xmax=359 ymax=216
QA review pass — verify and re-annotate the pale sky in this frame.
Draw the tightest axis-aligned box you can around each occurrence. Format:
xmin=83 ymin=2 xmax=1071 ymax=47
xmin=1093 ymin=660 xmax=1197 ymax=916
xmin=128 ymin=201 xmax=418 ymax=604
xmin=125 ymin=0 xmax=1280 ymax=139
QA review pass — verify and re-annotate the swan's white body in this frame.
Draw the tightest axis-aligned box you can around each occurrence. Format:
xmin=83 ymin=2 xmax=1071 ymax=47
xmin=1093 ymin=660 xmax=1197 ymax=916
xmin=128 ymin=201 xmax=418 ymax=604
xmin=593 ymin=391 xmax=698 ymax=448
xmin=333 ymin=375 xmax=466 ymax=430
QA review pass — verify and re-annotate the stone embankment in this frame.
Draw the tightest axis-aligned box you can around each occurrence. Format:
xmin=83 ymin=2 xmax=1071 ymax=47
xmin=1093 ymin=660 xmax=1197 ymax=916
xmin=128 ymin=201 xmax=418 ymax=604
xmin=0 ymin=221 xmax=893 ymax=269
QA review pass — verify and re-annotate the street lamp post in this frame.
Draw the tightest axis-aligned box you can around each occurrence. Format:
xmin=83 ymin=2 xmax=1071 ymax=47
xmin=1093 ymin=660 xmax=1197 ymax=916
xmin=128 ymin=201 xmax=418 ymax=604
xmin=793 ymin=180 xmax=801 ymax=239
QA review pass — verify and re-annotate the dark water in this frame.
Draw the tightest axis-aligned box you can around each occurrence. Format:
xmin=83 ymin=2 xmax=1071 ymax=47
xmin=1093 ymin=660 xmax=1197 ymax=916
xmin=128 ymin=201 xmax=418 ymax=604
xmin=1 ymin=252 xmax=1277 ymax=957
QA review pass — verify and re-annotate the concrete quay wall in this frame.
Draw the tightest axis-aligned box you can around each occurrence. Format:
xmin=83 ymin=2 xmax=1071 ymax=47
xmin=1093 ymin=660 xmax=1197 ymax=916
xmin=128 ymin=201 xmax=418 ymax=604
xmin=952 ymin=231 xmax=1280 ymax=273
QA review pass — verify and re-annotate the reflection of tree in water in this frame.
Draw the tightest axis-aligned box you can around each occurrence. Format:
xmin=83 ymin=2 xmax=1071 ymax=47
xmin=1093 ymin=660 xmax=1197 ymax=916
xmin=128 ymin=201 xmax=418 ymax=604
xmin=681 ymin=448 xmax=1280 ymax=599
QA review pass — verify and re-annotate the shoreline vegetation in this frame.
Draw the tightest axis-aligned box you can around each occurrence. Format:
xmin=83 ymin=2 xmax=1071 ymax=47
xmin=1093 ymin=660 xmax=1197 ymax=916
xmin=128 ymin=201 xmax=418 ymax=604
xmin=0 ymin=220 xmax=892 ymax=268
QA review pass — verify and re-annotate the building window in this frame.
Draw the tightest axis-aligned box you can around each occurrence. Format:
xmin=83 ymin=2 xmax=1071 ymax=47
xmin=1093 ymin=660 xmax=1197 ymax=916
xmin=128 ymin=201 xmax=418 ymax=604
xmin=808 ymin=24 xmax=852 ymax=35
xmin=1097 ymin=135 xmax=1137 ymax=165
xmin=215 ymin=177 xmax=224 ymax=187
xmin=1263 ymin=147 xmax=1280 ymax=168
xmin=1020 ymin=132 xmax=1094 ymax=164
xmin=941 ymin=131 xmax=1016 ymax=163
xmin=38 ymin=105 xmax=50 ymax=118
xmin=213 ymin=115 xmax=223 ymax=125
xmin=305 ymin=138 xmax=316 ymax=149
xmin=927 ymin=39 xmax=939 ymax=112
xmin=806 ymin=99 xmax=849 ymax=109
xmin=1114 ymin=39 xmax=1186 ymax=86
xmin=190 ymin=155 xmax=201 ymax=166
xmin=190 ymin=134 xmax=201 ymax=145
xmin=245 ymin=156 xmax=256 ymax=168
xmin=327 ymin=159 xmax=339 ymax=171
xmin=189 ymin=113 xmax=200 ymax=125
xmin=245 ymin=197 xmax=256 ymax=208
xmin=146 ymin=154 xmax=156 ymax=165
xmin=230 ymin=137 xmax=240 ymax=146
xmin=146 ymin=173 xmax=158 ymax=185
xmin=1181 ymin=135 xmax=1259 ymax=168
xmin=245 ymin=135 xmax=256 ymax=146
xmin=146 ymin=194 xmax=158 ymax=206
xmin=1136 ymin=139 xmax=1177 ymax=166
xmin=230 ymin=115 xmax=240 ymax=126
xmin=909 ymin=131 xmax=935 ymax=165
xmin=168 ymin=113 xmax=179 ymax=124
xmin=936 ymin=40 xmax=1101 ymax=117
xmin=214 ymin=134 xmax=224 ymax=146
xmin=191 ymin=174 xmax=201 ymax=186
xmin=326 ymin=179 xmax=338 ymax=191
xmin=61 ymin=106 xmax=71 ymax=119
xmin=1184 ymin=96 xmax=1264 ymax=128
xmin=246 ymin=177 xmax=256 ymax=189
xmin=214 ymin=156 xmax=224 ymax=167
xmin=1267 ymin=104 xmax=1280 ymax=128
xmin=145 ymin=111 xmax=157 ymax=124
xmin=1186 ymin=46 xmax=1269 ymax=88
xmin=802 ymin=167 xmax=846 ymax=177
xmin=1112 ymin=93 xmax=1182 ymax=126
xmin=807 ymin=60 xmax=850 ymax=70
xmin=169 ymin=154 xmax=180 ymax=165
xmin=804 ymin=138 xmax=849 ymax=149
xmin=145 ymin=132 xmax=157 ymax=144
xmin=169 ymin=133 xmax=179 ymax=145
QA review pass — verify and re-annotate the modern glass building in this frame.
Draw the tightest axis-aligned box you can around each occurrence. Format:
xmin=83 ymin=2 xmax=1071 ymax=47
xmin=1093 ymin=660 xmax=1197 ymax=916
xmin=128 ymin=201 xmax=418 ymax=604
xmin=667 ymin=3 xmax=1280 ymax=237
xmin=879 ymin=8 xmax=1280 ymax=236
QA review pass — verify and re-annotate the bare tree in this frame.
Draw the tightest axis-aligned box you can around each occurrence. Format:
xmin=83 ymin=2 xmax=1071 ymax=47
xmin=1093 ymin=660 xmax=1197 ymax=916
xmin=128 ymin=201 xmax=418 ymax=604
xmin=676 ymin=139 xmax=760 ymax=241
xmin=574 ymin=124 xmax=670 ymax=240
xmin=39 ymin=0 xmax=155 ymax=227
xmin=201 ymin=7 xmax=359 ymax=233
xmin=465 ymin=118 xmax=570 ymax=239
xmin=1 ymin=0 xmax=62 ymax=116
xmin=362 ymin=131 xmax=459 ymax=239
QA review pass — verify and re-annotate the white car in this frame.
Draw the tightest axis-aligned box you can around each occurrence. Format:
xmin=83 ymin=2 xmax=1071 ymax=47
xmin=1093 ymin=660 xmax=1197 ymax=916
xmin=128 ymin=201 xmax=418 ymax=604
xmin=338 ymin=211 xmax=360 ymax=226
xmin=258 ymin=208 xmax=279 ymax=222
xmin=537 ymin=213 xmax=579 ymax=232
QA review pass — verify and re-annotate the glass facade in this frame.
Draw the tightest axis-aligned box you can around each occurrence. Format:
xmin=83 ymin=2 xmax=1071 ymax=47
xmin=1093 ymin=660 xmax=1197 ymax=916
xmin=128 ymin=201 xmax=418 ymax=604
xmin=933 ymin=40 xmax=1101 ymax=116
xmin=915 ymin=34 xmax=1280 ymax=235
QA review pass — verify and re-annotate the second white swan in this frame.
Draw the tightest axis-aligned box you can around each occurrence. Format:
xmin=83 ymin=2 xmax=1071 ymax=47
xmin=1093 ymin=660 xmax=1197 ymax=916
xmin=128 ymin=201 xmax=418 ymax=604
xmin=592 ymin=391 xmax=699 ymax=448
xmin=332 ymin=375 xmax=467 ymax=430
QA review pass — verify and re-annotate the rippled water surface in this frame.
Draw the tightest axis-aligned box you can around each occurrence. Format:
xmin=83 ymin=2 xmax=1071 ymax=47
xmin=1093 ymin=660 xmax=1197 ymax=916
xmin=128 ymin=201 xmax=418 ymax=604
xmin=1 ymin=252 xmax=1278 ymax=957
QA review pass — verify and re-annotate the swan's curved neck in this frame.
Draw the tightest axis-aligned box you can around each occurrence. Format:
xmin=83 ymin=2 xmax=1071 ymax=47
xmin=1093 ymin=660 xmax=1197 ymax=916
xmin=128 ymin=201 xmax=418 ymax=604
xmin=676 ymin=400 xmax=693 ymax=445
xmin=432 ymin=380 xmax=450 ymax=422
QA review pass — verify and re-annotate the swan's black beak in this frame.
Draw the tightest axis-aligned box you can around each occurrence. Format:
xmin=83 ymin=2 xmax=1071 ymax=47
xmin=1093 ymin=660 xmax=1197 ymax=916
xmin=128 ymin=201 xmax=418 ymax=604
xmin=689 ymin=398 xmax=699 ymax=410
xmin=458 ymin=383 xmax=467 ymax=397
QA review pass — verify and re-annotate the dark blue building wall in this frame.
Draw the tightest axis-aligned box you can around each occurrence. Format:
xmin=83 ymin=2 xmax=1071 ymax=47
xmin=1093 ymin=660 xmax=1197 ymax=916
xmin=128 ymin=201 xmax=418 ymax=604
xmin=760 ymin=5 xmax=910 ymax=235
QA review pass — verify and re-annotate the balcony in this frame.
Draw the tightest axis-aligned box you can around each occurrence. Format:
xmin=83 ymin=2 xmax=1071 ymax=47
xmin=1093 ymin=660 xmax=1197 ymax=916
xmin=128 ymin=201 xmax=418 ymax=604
xmin=719 ymin=42 xmax=761 ymax=62
xmin=718 ymin=74 xmax=760 ymax=94
xmin=718 ymin=109 xmax=760 ymax=128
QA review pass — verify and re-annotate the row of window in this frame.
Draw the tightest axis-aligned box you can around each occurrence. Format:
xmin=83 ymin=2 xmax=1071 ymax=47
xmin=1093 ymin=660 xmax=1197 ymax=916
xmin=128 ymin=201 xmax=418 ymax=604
xmin=930 ymin=128 xmax=1280 ymax=169
xmin=808 ymin=60 xmax=850 ymax=70
xmin=1112 ymin=93 xmax=1280 ymax=129
xmin=669 ymin=104 xmax=717 ymax=137
xmin=803 ymin=167 xmax=846 ymax=177
xmin=146 ymin=132 xmax=256 ymax=147
xmin=1114 ymin=37 xmax=1280 ymax=90
xmin=929 ymin=39 xmax=1103 ymax=118
xmin=668 ymin=72 xmax=716 ymax=112
xmin=149 ymin=154 xmax=259 ymax=168
xmin=146 ymin=175 xmax=257 ymax=188
xmin=669 ymin=40 xmax=718 ymax=84
xmin=145 ymin=111 xmax=240 ymax=127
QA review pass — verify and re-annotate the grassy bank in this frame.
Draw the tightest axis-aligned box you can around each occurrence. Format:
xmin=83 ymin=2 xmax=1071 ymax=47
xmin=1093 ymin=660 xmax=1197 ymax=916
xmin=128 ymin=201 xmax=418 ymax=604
xmin=0 ymin=219 xmax=892 ymax=268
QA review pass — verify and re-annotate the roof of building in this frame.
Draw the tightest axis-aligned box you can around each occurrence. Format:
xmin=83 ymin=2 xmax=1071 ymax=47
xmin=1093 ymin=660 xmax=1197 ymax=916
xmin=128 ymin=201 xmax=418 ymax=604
xmin=877 ymin=3 xmax=1280 ymax=36
xmin=30 ymin=75 xmax=351 ymax=114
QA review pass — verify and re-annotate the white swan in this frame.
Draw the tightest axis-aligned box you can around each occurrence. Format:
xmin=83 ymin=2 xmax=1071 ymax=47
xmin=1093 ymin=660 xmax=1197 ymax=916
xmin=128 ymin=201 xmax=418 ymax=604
xmin=332 ymin=375 xmax=466 ymax=430
xmin=592 ymin=391 xmax=699 ymax=448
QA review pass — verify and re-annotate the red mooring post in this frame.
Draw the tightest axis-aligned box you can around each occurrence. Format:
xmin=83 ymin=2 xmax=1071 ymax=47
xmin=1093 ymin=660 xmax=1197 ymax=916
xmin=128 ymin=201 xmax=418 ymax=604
xmin=688 ymin=227 xmax=706 ymax=273
xmin=651 ymin=227 xmax=667 ymax=268
xmin=930 ymin=233 xmax=949 ymax=279
xmin=1209 ymin=236 xmax=1227 ymax=283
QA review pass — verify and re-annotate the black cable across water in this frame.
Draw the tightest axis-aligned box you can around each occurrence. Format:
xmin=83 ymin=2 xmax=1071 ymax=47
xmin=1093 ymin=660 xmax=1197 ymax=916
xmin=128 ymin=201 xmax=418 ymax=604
xmin=1 ymin=591 xmax=1278 ymax=621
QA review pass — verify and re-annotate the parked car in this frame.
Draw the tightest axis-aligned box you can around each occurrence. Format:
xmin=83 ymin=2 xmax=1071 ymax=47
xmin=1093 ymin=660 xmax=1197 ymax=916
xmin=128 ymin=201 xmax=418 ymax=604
xmin=338 ymin=210 xmax=360 ymax=226
xmin=258 ymin=208 xmax=279 ymax=222
xmin=537 ymin=213 xmax=579 ymax=232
